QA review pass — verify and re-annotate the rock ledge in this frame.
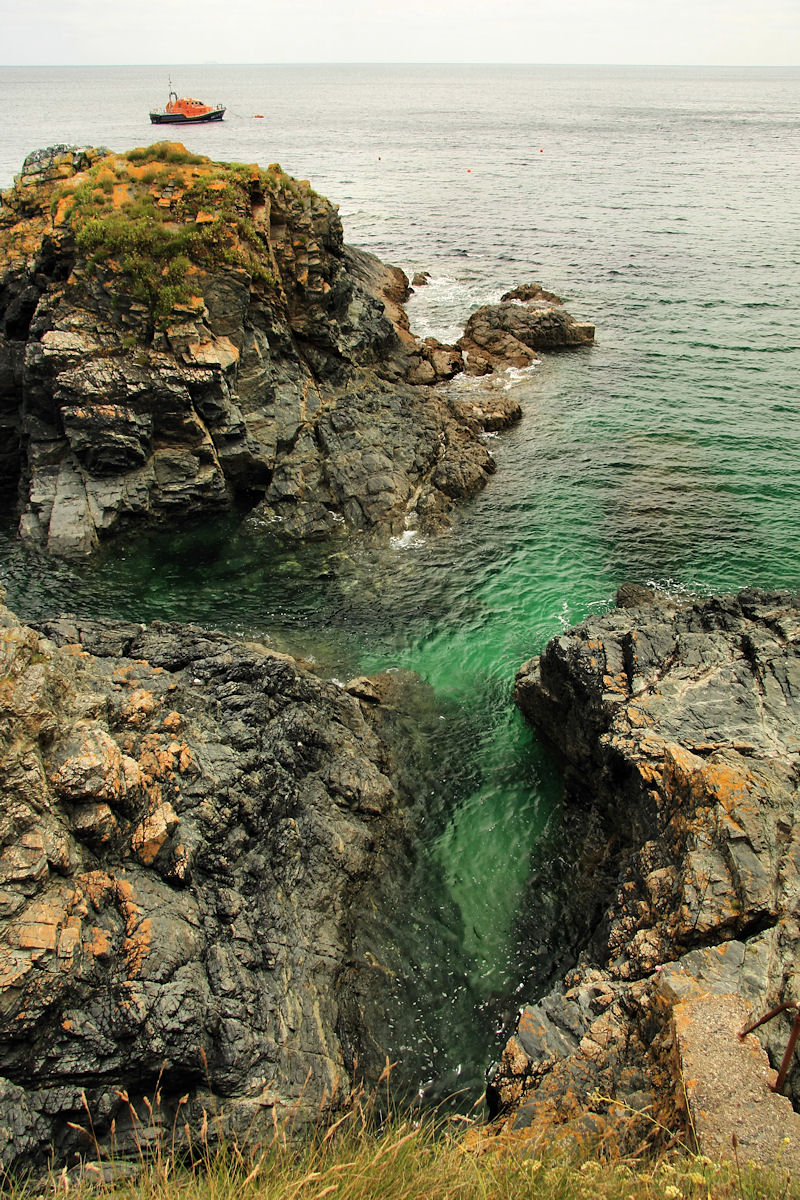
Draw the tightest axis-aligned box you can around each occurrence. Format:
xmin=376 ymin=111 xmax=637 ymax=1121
xmin=491 ymin=587 xmax=800 ymax=1165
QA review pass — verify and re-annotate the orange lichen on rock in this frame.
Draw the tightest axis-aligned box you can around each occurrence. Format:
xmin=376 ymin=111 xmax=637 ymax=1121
xmin=137 ymin=731 xmax=193 ymax=783
xmin=130 ymin=800 xmax=179 ymax=866
xmin=11 ymin=919 xmax=59 ymax=953
xmin=79 ymin=869 xmax=117 ymax=911
xmin=51 ymin=725 xmax=140 ymax=805
xmin=626 ymin=705 xmax=652 ymax=729
xmin=699 ymin=759 xmax=756 ymax=809
xmin=56 ymin=917 xmax=83 ymax=961
xmin=110 ymin=182 xmax=132 ymax=209
xmin=84 ymin=926 xmax=112 ymax=960
xmin=122 ymin=687 xmax=158 ymax=725
xmin=115 ymin=877 xmax=152 ymax=977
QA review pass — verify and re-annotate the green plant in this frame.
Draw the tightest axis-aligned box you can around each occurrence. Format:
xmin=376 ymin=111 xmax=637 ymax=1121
xmin=5 ymin=1065 xmax=797 ymax=1200
xmin=75 ymin=212 xmax=196 ymax=321
xmin=49 ymin=149 xmax=299 ymax=328
xmin=125 ymin=142 xmax=207 ymax=167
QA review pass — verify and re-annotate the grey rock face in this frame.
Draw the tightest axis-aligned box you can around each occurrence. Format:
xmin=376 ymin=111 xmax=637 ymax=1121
xmin=0 ymin=147 xmax=513 ymax=557
xmin=459 ymin=292 xmax=594 ymax=376
xmin=491 ymin=589 xmax=800 ymax=1156
xmin=249 ymin=379 xmax=498 ymax=540
xmin=0 ymin=596 xmax=417 ymax=1170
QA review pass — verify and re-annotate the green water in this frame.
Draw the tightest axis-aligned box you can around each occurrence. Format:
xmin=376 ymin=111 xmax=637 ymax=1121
xmin=3 ymin=335 xmax=799 ymax=1093
xmin=2 ymin=62 xmax=799 ymax=1096
xmin=6 ymin=343 xmax=793 ymax=1094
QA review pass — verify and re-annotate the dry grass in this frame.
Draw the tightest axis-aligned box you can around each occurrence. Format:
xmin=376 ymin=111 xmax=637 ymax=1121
xmin=4 ymin=1083 xmax=798 ymax=1200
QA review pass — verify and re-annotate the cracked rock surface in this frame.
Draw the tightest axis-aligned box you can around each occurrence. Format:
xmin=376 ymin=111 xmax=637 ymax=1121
xmin=0 ymin=587 xmax=417 ymax=1170
xmin=491 ymin=587 xmax=800 ymax=1162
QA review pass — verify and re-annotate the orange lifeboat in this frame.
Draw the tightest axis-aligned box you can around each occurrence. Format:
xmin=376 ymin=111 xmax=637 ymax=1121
xmin=150 ymin=86 xmax=225 ymax=125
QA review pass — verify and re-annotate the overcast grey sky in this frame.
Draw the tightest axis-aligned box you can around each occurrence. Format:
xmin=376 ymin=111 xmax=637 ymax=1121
xmin=2 ymin=0 xmax=798 ymax=66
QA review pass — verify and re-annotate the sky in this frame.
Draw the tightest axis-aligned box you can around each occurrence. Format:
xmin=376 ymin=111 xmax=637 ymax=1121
xmin=1 ymin=0 xmax=798 ymax=66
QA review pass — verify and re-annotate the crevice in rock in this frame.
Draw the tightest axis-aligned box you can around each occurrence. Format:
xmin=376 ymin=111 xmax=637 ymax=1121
xmin=493 ymin=589 xmax=800 ymax=1151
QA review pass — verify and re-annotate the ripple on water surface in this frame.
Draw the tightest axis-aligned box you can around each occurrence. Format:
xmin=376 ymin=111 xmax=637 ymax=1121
xmin=0 ymin=63 xmax=799 ymax=1100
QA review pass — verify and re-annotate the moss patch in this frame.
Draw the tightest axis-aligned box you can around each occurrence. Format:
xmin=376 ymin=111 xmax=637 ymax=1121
xmin=52 ymin=143 xmax=290 ymax=325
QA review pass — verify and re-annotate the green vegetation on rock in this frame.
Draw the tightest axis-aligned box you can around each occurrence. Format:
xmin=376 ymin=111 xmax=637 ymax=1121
xmin=51 ymin=143 xmax=285 ymax=323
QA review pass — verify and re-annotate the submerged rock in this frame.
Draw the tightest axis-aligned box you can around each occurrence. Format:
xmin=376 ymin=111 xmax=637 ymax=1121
xmin=492 ymin=588 xmax=800 ymax=1165
xmin=0 ymin=589 xmax=421 ymax=1170
xmin=0 ymin=145 xmax=506 ymax=556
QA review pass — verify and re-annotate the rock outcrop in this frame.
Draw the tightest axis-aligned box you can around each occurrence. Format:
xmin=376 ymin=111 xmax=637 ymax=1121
xmin=490 ymin=588 xmax=800 ymax=1165
xmin=0 ymin=144 xmax=517 ymax=555
xmin=459 ymin=285 xmax=595 ymax=376
xmin=0 ymin=589 xmax=421 ymax=1170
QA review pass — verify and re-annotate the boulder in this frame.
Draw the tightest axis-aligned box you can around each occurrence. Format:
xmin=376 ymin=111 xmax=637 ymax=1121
xmin=459 ymin=301 xmax=594 ymax=375
xmin=500 ymin=282 xmax=564 ymax=305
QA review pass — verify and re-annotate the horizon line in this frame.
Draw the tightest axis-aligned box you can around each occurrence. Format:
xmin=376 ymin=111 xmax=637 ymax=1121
xmin=1 ymin=60 xmax=798 ymax=69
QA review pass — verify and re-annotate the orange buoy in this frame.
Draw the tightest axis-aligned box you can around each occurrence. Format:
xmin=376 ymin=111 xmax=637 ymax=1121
xmin=254 ymin=114 xmax=264 ymax=119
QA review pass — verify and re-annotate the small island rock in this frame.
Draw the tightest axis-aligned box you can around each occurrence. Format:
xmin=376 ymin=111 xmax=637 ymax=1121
xmin=0 ymin=146 xmax=503 ymax=555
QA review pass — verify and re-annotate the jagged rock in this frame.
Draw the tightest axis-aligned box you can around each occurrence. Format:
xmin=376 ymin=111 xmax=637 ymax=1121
xmin=491 ymin=589 xmax=800 ymax=1163
xmin=459 ymin=300 xmax=594 ymax=375
xmin=0 ymin=590 xmax=423 ymax=1170
xmin=0 ymin=145 xmax=513 ymax=556
xmin=452 ymin=391 xmax=522 ymax=433
xmin=500 ymin=282 xmax=564 ymax=305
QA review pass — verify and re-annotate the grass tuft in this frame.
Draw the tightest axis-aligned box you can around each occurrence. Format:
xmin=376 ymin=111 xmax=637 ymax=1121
xmin=2 ymin=1081 xmax=799 ymax=1200
xmin=51 ymin=147 xmax=282 ymax=330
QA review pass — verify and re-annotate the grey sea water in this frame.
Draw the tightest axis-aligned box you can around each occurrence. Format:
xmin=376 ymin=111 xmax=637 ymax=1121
xmin=1 ymin=63 xmax=799 ymax=1098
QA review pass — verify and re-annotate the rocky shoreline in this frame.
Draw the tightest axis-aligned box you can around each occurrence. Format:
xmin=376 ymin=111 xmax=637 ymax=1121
xmin=5 ymin=141 xmax=797 ymax=1174
xmin=0 ymin=589 xmax=434 ymax=1168
xmin=2 ymin=581 xmax=800 ymax=1169
xmin=0 ymin=144 xmax=593 ymax=557
xmin=490 ymin=586 xmax=800 ymax=1167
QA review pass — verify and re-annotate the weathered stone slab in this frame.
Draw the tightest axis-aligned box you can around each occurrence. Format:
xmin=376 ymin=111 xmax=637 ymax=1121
xmin=673 ymin=993 xmax=800 ymax=1171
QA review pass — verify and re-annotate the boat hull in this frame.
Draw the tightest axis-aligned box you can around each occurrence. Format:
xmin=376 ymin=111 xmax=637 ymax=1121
xmin=149 ymin=108 xmax=225 ymax=124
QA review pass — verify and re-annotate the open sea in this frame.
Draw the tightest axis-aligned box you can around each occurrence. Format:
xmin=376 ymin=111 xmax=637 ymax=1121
xmin=0 ymin=63 xmax=799 ymax=1100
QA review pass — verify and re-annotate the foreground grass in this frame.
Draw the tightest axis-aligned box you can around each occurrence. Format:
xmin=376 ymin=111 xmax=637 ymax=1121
xmin=9 ymin=1106 xmax=799 ymax=1200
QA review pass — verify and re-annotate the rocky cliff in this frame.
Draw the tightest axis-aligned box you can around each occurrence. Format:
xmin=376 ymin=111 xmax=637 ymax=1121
xmin=0 ymin=144 xmax=593 ymax=556
xmin=0 ymin=589 xmax=425 ymax=1170
xmin=491 ymin=587 xmax=800 ymax=1164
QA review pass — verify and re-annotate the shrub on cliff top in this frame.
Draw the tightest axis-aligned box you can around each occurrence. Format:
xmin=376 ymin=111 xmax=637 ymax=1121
xmin=54 ymin=150 xmax=279 ymax=327
xmin=75 ymin=213 xmax=195 ymax=321
xmin=125 ymin=142 xmax=207 ymax=166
